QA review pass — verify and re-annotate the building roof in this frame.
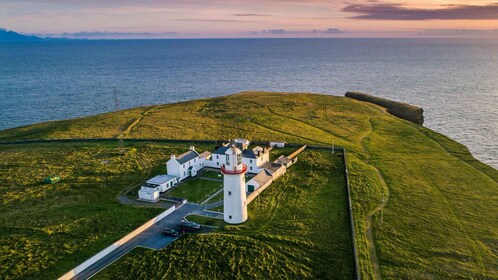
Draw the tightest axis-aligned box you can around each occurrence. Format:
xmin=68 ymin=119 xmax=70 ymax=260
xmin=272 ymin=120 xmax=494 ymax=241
xmin=234 ymin=138 xmax=250 ymax=144
xmin=261 ymin=162 xmax=284 ymax=175
xmin=199 ymin=151 xmax=212 ymax=158
xmin=147 ymin=175 xmax=177 ymax=185
xmin=176 ymin=150 xmax=199 ymax=164
xmin=213 ymin=145 xmax=230 ymax=155
xmin=243 ymin=146 xmax=266 ymax=159
xmin=275 ymin=155 xmax=291 ymax=165
xmin=249 ymin=170 xmax=273 ymax=186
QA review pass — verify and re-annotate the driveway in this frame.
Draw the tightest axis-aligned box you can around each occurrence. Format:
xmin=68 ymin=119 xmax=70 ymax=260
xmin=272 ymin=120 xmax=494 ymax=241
xmin=72 ymin=203 xmax=201 ymax=280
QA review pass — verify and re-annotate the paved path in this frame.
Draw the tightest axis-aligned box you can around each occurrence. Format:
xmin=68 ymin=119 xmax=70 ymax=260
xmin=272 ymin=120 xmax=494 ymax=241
xmin=74 ymin=203 xmax=201 ymax=280
xmin=200 ymin=187 xmax=223 ymax=205
xmin=203 ymin=200 xmax=223 ymax=210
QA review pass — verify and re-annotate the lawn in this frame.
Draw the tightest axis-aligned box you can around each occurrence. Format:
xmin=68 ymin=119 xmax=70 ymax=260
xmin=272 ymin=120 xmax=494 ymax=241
xmin=185 ymin=215 xmax=226 ymax=227
xmin=0 ymin=92 xmax=496 ymax=279
xmin=198 ymin=170 xmax=223 ymax=180
xmin=168 ymin=178 xmax=223 ymax=204
xmin=94 ymin=149 xmax=355 ymax=279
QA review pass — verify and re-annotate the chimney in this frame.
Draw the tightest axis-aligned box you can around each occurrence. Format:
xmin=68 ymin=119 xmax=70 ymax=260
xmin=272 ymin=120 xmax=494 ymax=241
xmin=189 ymin=146 xmax=195 ymax=151
xmin=171 ymin=154 xmax=176 ymax=160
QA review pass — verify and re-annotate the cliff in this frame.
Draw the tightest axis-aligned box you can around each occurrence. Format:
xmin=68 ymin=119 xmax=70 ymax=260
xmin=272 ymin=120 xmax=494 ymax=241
xmin=345 ymin=91 xmax=424 ymax=125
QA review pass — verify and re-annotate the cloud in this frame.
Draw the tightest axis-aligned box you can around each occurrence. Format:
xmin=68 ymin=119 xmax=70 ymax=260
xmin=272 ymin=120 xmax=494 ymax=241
xmin=232 ymin=13 xmax=272 ymax=17
xmin=323 ymin=28 xmax=341 ymax=34
xmin=170 ymin=18 xmax=262 ymax=22
xmin=419 ymin=29 xmax=498 ymax=37
xmin=55 ymin=31 xmax=178 ymax=38
xmin=342 ymin=2 xmax=498 ymax=20
xmin=260 ymin=28 xmax=344 ymax=35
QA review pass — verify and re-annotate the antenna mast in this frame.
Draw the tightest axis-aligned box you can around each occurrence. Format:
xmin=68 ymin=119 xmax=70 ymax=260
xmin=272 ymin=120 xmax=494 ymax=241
xmin=113 ymin=85 xmax=124 ymax=154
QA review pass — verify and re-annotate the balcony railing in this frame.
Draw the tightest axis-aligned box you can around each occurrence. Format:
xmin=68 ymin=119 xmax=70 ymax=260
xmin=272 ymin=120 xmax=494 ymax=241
xmin=221 ymin=164 xmax=247 ymax=175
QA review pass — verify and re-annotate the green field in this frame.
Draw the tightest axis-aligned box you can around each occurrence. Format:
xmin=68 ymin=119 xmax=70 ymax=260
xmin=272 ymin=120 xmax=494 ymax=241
xmin=95 ymin=149 xmax=355 ymax=279
xmin=0 ymin=92 xmax=496 ymax=279
xmin=0 ymin=141 xmax=210 ymax=279
xmin=168 ymin=178 xmax=223 ymax=203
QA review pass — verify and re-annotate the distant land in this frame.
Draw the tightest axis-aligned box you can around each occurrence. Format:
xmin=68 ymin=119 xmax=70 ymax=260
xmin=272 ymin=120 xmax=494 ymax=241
xmin=0 ymin=28 xmax=71 ymax=42
xmin=0 ymin=28 xmax=43 ymax=42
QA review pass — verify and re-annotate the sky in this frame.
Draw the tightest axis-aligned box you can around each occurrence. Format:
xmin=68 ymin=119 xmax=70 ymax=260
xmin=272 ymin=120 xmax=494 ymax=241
xmin=1 ymin=0 xmax=498 ymax=38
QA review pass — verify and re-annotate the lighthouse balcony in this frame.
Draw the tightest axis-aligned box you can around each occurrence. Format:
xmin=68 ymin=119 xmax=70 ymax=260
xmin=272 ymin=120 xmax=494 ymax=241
xmin=221 ymin=164 xmax=247 ymax=174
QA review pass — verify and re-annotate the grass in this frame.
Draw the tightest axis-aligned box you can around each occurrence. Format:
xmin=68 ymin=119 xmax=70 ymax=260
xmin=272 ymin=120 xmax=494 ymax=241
xmin=205 ymin=189 xmax=224 ymax=204
xmin=168 ymin=178 xmax=223 ymax=204
xmin=198 ymin=170 xmax=223 ymax=180
xmin=0 ymin=141 xmax=212 ymax=279
xmin=185 ymin=215 xmax=225 ymax=227
xmin=0 ymin=92 xmax=496 ymax=279
xmin=94 ymin=150 xmax=355 ymax=279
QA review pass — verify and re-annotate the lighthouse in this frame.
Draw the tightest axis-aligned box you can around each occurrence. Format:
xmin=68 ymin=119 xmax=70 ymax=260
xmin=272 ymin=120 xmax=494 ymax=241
xmin=222 ymin=145 xmax=248 ymax=224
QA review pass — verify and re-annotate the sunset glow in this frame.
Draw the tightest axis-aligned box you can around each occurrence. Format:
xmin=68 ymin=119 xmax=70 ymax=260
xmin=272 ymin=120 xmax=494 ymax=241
xmin=1 ymin=0 xmax=497 ymax=38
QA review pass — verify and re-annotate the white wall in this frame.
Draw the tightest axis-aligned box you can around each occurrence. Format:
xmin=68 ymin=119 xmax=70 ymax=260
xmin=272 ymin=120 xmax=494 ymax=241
xmin=223 ymin=174 xmax=248 ymax=224
xmin=58 ymin=205 xmax=177 ymax=280
xmin=166 ymin=160 xmax=181 ymax=179
xmin=138 ymin=188 xmax=159 ymax=202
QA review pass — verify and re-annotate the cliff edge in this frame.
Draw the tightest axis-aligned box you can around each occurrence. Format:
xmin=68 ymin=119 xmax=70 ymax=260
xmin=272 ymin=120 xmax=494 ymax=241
xmin=345 ymin=91 xmax=424 ymax=125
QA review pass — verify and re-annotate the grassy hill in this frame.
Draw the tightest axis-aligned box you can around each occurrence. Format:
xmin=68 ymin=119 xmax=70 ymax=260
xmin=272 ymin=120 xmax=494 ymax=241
xmin=1 ymin=92 xmax=496 ymax=279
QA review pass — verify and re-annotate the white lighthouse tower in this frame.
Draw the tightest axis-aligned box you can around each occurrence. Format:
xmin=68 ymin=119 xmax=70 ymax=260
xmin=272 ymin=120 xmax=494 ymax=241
xmin=222 ymin=145 xmax=248 ymax=224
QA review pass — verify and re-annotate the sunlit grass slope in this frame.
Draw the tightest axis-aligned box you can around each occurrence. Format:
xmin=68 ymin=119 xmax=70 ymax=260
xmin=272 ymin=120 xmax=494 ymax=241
xmin=1 ymin=92 xmax=496 ymax=279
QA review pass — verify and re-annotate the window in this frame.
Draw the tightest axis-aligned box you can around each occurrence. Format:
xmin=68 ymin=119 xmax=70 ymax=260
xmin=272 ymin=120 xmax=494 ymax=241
xmin=228 ymin=191 xmax=232 ymax=196
xmin=250 ymin=159 xmax=253 ymax=163
xmin=229 ymin=215 xmax=232 ymax=219
xmin=194 ymin=159 xmax=196 ymax=163
xmin=183 ymin=164 xmax=185 ymax=168
xmin=217 ymin=162 xmax=219 ymax=166
xmin=226 ymin=154 xmax=230 ymax=165
xmin=216 ymin=155 xmax=219 ymax=159
xmin=250 ymin=167 xmax=253 ymax=171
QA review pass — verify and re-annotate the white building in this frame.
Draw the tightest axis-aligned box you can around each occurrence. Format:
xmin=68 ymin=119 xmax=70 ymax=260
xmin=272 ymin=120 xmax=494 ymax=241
xmin=222 ymin=145 xmax=248 ymax=224
xmin=166 ymin=146 xmax=209 ymax=181
xmin=146 ymin=175 xmax=178 ymax=192
xmin=137 ymin=174 xmax=178 ymax=202
xmin=208 ymin=140 xmax=270 ymax=174
xmin=269 ymin=141 xmax=286 ymax=148
xmin=138 ymin=186 xmax=160 ymax=202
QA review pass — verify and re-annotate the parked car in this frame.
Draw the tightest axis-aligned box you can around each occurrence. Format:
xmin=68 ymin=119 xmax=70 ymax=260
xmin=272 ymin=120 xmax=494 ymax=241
xmin=162 ymin=228 xmax=179 ymax=237
xmin=180 ymin=220 xmax=201 ymax=232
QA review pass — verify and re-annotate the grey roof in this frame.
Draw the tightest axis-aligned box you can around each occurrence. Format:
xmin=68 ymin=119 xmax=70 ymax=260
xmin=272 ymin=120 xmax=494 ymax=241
xmin=249 ymin=170 xmax=273 ymax=186
xmin=147 ymin=175 xmax=176 ymax=185
xmin=242 ymin=149 xmax=257 ymax=159
xmin=261 ymin=162 xmax=283 ymax=175
xmin=243 ymin=146 xmax=266 ymax=159
xmin=213 ymin=145 xmax=230 ymax=155
xmin=276 ymin=155 xmax=291 ymax=165
xmin=176 ymin=150 xmax=199 ymax=164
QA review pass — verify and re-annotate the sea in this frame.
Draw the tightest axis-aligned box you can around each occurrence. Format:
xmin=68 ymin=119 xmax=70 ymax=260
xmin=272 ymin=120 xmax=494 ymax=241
xmin=0 ymin=38 xmax=496 ymax=168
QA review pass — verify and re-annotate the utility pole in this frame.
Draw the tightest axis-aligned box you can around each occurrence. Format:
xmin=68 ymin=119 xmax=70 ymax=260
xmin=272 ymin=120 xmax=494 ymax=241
xmin=331 ymin=141 xmax=335 ymax=154
xmin=113 ymin=85 xmax=124 ymax=154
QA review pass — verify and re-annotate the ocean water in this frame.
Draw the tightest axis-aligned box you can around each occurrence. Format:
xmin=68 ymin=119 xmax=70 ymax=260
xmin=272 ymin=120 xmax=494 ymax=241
xmin=0 ymin=38 xmax=496 ymax=168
